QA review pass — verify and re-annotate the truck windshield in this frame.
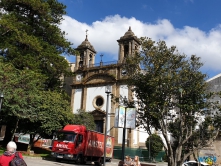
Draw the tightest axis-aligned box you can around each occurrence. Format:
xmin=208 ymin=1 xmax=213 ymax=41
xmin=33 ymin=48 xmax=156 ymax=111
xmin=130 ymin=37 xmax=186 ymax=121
xmin=55 ymin=132 xmax=76 ymax=142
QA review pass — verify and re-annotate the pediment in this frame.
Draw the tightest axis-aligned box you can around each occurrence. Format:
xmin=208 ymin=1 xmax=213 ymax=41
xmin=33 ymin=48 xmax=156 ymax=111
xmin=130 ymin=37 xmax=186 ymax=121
xmin=90 ymin=109 xmax=106 ymax=116
xmin=84 ymin=74 xmax=116 ymax=85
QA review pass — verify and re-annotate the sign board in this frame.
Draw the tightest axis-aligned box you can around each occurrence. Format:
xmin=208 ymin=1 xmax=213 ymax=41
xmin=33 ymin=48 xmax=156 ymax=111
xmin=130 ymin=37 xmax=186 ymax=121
xmin=18 ymin=134 xmax=30 ymax=144
xmin=126 ymin=107 xmax=136 ymax=129
xmin=115 ymin=106 xmax=136 ymax=129
xmin=114 ymin=107 xmax=119 ymax=128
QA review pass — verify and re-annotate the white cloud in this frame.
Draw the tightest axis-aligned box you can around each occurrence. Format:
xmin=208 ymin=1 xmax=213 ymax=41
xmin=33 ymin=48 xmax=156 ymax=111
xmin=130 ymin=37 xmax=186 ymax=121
xmin=59 ymin=14 xmax=221 ymax=76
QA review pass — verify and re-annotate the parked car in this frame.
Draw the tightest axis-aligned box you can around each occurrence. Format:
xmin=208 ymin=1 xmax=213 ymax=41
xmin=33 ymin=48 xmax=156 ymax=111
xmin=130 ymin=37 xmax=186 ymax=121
xmin=182 ymin=160 xmax=209 ymax=166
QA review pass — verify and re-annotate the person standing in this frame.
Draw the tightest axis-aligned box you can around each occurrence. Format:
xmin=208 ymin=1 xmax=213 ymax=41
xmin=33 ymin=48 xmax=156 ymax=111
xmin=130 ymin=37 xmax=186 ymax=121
xmin=124 ymin=156 xmax=133 ymax=166
xmin=0 ymin=141 xmax=23 ymax=166
xmin=132 ymin=156 xmax=141 ymax=166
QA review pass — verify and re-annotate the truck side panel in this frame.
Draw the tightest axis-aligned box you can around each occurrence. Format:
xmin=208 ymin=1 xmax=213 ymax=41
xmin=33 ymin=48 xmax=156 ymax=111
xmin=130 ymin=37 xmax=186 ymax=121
xmin=84 ymin=130 xmax=114 ymax=158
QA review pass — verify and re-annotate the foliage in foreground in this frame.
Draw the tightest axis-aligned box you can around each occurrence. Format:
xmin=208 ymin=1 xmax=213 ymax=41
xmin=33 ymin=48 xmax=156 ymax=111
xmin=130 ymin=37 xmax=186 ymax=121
xmin=0 ymin=61 xmax=95 ymax=152
xmin=0 ymin=0 xmax=77 ymax=90
xmin=0 ymin=0 xmax=83 ymax=153
xmin=146 ymin=134 xmax=164 ymax=159
xmin=124 ymin=37 xmax=219 ymax=166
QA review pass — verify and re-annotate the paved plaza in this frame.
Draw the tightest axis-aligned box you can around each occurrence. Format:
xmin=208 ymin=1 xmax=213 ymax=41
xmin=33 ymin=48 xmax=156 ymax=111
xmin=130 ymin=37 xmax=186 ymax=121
xmin=23 ymin=156 xmax=168 ymax=166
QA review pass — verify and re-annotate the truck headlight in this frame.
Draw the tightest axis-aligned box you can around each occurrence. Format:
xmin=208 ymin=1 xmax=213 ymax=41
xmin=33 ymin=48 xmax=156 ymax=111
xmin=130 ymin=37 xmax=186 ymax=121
xmin=67 ymin=154 xmax=73 ymax=158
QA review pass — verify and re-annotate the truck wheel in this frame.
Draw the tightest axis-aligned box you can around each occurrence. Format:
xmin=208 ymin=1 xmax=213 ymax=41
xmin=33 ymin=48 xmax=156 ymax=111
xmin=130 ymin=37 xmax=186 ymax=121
xmin=75 ymin=157 xmax=81 ymax=164
xmin=76 ymin=155 xmax=85 ymax=164
xmin=81 ymin=158 xmax=87 ymax=165
xmin=94 ymin=161 xmax=102 ymax=166
xmin=56 ymin=158 xmax=62 ymax=162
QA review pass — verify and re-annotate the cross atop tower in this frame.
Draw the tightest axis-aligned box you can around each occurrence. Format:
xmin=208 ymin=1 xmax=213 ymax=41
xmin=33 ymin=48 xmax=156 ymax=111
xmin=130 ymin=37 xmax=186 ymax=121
xmin=85 ymin=29 xmax=89 ymax=41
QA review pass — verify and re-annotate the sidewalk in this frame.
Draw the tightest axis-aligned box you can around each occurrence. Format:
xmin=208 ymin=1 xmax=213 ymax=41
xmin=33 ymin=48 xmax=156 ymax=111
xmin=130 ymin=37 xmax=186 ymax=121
xmin=23 ymin=156 xmax=168 ymax=166
xmin=108 ymin=159 xmax=168 ymax=166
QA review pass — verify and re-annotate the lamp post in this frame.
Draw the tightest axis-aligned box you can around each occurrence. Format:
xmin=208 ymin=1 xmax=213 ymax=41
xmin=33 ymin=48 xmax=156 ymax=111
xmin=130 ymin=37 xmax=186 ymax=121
xmin=104 ymin=85 xmax=111 ymax=166
xmin=121 ymin=96 xmax=127 ymax=163
xmin=149 ymin=135 xmax=151 ymax=161
xmin=0 ymin=92 xmax=3 ymax=112
xmin=100 ymin=54 xmax=103 ymax=66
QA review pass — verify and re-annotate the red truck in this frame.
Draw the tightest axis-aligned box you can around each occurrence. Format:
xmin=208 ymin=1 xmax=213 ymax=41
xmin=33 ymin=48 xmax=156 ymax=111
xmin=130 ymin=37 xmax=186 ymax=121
xmin=51 ymin=125 xmax=114 ymax=165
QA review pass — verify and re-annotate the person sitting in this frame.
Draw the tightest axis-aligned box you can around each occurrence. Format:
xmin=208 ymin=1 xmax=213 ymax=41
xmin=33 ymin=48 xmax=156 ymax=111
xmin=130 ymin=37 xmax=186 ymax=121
xmin=123 ymin=155 xmax=133 ymax=166
xmin=0 ymin=141 xmax=23 ymax=166
xmin=132 ymin=156 xmax=141 ymax=166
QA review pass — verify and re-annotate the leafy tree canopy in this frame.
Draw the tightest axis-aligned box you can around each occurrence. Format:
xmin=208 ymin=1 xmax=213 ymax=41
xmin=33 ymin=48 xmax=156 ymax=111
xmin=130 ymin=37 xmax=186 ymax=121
xmin=0 ymin=0 xmax=77 ymax=90
xmin=74 ymin=109 xmax=96 ymax=131
xmin=124 ymin=37 xmax=219 ymax=166
xmin=146 ymin=134 xmax=164 ymax=159
xmin=0 ymin=59 xmax=45 ymax=121
xmin=0 ymin=60 xmax=79 ymax=151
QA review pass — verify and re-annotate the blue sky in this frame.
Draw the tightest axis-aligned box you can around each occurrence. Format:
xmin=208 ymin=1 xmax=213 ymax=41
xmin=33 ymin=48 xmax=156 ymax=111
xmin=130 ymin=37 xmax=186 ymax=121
xmin=58 ymin=0 xmax=221 ymax=79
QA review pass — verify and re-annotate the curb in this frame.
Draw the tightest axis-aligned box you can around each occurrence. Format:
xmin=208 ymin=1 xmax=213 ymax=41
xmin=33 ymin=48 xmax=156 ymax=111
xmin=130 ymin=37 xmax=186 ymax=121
xmin=23 ymin=156 xmax=53 ymax=160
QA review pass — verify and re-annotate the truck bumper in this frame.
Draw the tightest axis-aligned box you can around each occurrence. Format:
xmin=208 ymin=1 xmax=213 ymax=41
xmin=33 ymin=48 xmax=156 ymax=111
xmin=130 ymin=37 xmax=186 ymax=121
xmin=51 ymin=152 xmax=76 ymax=160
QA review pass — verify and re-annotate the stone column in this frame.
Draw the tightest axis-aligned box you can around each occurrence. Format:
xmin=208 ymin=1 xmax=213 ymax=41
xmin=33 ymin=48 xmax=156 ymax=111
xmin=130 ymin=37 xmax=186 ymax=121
xmin=110 ymin=83 xmax=117 ymax=137
xmin=84 ymin=51 xmax=86 ymax=66
xmin=129 ymin=42 xmax=131 ymax=56
xmin=92 ymin=54 xmax=95 ymax=66
xmin=119 ymin=44 xmax=124 ymax=63
xmin=85 ymin=50 xmax=89 ymax=67
xmin=75 ymin=55 xmax=80 ymax=71
xmin=70 ymin=89 xmax=75 ymax=113
xmin=118 ymin=43 xmax=121 ymax=62
xmin=81 ymin=87 xmax=87 ymax=110
xmin=132 ymin=41 xmax=135 ymax=55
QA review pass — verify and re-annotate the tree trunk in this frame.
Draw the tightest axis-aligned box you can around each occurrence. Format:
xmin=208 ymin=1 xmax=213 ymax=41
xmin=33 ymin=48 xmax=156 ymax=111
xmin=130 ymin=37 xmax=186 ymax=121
xmin=27 ymin=144 xmax=31 ymax=154
xmin=3 ymin=125 xmax=13 ymax=146
xmin=167 ymin=149 xmax=183 ymax=166
xmin=27 ymin=134 xmax=35 ymax=153
xmin=11 ymin=118 xmax=19 ymax=141
xmin=27 ymin=134 xmax=40 ymax=153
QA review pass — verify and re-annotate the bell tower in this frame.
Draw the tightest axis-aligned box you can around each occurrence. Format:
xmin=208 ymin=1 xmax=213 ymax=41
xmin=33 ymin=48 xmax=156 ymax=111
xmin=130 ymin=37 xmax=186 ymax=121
xmin=117 ymin=26 xmax=141 ymax=63
xmin=75 ymin=30 xmax=96 ymax=70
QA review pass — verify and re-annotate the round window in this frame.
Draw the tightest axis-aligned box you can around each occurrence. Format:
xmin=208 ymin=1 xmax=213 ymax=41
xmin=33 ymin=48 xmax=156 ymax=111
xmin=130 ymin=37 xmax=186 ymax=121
xmin=93 ymin=96 xmax=104 ymax=109
xmin=96 ymin=97 xmax=103 ymax=106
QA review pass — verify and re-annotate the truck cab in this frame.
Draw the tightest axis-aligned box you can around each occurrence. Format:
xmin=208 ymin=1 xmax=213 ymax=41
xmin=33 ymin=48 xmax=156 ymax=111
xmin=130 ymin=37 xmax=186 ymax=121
xmin=51 ymin=125 xmax=114 ymax=166
xmin=51 ymin=125 xmax=86 ymax=163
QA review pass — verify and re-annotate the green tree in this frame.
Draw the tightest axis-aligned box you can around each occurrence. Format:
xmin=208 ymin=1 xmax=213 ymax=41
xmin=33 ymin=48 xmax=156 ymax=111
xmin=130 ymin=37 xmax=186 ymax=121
xmin=0 ymin=60 xmax=46 ymax=140
xmin=0 ymin=60 xmax=84 ymax=152
xmin=145 ymin=134 xmax=163 ymax=160
xmin=17 ymin=90 xmax=75 ymax=152
xmin=74 ymin=109 xmax=96 ymax=131
xmin=17 ymin=98 xmax=95 ymax=152
xmin=124 ymin=37 xmax=219 ymax=166
xmin=0 ymin=0 xmax=76 ymax=90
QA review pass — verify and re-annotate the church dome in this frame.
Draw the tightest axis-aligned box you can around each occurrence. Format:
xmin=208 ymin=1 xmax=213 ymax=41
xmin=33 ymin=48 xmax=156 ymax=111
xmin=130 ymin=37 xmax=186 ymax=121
xmin=118 ymin=26 xmax=140 ymax=43
xmin=123 ymin=26 xmax=135 ymax=37
xmin=76 ymin=35 xmax=96 ymax=53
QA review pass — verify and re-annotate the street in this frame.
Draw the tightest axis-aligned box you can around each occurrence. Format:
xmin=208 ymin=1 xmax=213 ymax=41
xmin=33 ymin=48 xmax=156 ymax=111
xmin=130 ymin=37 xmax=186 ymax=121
xmin=23 ymin=157 xmax=168 ymax=166
xmin=23 ymin=157 xmax=119 ymax=166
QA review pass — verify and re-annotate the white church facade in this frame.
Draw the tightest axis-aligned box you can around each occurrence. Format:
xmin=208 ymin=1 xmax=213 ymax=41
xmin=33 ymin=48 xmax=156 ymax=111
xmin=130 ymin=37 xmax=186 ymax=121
xmin=65 ymin=27 xmax=153 ymax=148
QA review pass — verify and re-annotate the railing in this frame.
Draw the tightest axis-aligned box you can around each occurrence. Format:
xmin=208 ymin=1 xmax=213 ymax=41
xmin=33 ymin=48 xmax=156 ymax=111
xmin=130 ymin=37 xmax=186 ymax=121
xmin=78 ymin=60 xmax=121 ymax=69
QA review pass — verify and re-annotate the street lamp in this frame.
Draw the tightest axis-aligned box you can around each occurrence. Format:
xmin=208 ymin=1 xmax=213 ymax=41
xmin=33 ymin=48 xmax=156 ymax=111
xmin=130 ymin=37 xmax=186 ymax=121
xmin=104 ymin=85 xmax=111 ymax=166
xmin=148 ymin=134 xmax=151 ymax=161
xmin=0 ymin=92 xmax=3 ymax=112
xmin=121 ymin=96 xmax=127 ymax=163
xmin=100 ymin=54 xmax=104 ymax=66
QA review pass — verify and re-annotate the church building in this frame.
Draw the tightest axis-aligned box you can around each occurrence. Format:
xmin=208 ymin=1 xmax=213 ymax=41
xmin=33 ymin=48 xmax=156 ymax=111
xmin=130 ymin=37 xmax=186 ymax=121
xmin=67 ymin=27 xmax=148 ymax=148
